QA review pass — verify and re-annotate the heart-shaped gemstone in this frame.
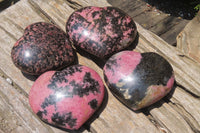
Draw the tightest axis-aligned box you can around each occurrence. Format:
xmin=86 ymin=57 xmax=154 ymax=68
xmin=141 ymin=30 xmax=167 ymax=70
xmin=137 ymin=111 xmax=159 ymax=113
xmin=66 ymin=6 xmax=137 ymax=58
xmin=11 ymin=22 xmax=75 ymax=75
xmin=103 ymin=51 xmax=174 ymax=110
xmin=29 ymin=65 xmax=105 ymax=130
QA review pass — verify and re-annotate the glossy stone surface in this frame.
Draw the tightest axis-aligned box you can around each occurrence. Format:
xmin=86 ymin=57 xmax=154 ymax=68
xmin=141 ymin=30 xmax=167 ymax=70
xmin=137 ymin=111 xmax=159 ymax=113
xmin=29 ymin=65 xmax=105 ymax=130
xmin=11 ymin=22 xmax=75 ymax=75
xmin=66 ymin=6 xmax=137 ymax=58
xmin=103 ymin=51 xmax=174 ymax=110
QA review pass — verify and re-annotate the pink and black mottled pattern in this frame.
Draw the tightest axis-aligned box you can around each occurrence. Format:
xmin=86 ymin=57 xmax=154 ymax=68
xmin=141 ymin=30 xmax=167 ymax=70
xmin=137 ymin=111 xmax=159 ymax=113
xmin=103 ymin=51 xmax=175 ymax=110
xmin=11 ymin=22 xmax=75 ymax=75
xmin=29 ymin=65 xmax=105 ymax=130
xmin=66 ymin=6 xmax=137 ymax=58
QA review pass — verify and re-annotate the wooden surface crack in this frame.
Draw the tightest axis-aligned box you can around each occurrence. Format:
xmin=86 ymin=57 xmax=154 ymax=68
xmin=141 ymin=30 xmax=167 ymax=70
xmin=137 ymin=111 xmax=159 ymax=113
xmin=0 ymin=25 xmax=18 ymax=41
xmin=0 ymin=68 xmax=29 ymax=98
xmin=142 ymin=109 xmax=170 ymax=133
xmin=27 ymin=0 xmax=57 ymax=25
xmin=176 ymin=81 xmax=200 ymax=99
xmin=168 ymin=100 xmax=200 ymax=132
xmin=65 ymin=0 xmax=83 ymax=10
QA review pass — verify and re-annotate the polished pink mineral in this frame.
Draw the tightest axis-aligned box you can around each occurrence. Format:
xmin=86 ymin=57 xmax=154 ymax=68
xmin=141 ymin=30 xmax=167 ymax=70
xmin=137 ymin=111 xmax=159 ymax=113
xmin=66 ymin=6 xmax=137 ymax=58
xmin=29 ymin=65 xmax=105 ymax=130
xmin=11 ymin=22 xmax=75 ymax=75
xmin=103 ymin=51 xmax=175 ymax=110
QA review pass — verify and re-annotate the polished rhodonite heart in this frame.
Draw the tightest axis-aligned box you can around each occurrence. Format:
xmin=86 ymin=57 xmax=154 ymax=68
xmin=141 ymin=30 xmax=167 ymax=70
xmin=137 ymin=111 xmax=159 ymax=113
xmin=29 ymin=65 xmax=105 ymax=130
xmin=66 ymin=6 xmax=137 ymax=58
xmin=11 ymin=22 xmax=75 ymax=75
xmin=103 ymin=51 xmax=174 ymax=110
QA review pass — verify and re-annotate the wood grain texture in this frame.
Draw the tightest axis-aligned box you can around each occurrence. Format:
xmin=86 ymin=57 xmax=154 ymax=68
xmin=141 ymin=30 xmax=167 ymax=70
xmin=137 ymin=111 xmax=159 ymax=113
xmin=177 ymin=11 xmax=200 ymax=63
xmin=107 ymin=0 xmax=190 ymax=46
xmin=0 ymin=0 xmax=199 ymax=133
xmin=160 ymin=20 xmax=189 ymax=46
xmin=0 ymin=76 xmax=77 ymax=133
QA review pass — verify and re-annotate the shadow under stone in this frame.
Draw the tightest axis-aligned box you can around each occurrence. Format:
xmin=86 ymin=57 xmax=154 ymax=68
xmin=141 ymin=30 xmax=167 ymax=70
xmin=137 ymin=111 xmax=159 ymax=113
xmin=39 ymin=86 xmax=109 ymax=133
xmin=75 ymin=32 xmax=139 ymax=69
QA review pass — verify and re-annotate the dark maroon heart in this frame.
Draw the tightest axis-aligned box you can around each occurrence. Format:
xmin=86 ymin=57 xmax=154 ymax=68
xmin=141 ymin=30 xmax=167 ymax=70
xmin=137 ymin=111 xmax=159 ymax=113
xmin=103 ymin=51 xmax=175 ymax=110
xmin=11 ymin=22 xmax=75 ymax=75
xmin=29 ymin=65 xmax=105 ymax=130
xmin=66 ymin=6 xmax=137 ymax=58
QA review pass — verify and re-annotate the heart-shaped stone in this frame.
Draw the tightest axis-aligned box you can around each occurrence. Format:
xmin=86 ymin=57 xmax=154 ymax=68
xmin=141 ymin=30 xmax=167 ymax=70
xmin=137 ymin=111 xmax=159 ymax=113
xmin=11 ymin=22 xmax=75 ymax=75
xmin=103 ymin=51 xmax=174 ymax=110
xmin=66 ymin=6 xmax=137 ymax=58
xmin=29 ymin=65 xmax=105 ymax=130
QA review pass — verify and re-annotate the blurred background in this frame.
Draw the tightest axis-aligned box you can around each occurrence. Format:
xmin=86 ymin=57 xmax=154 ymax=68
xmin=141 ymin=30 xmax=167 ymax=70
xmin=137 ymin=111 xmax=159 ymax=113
xmin=1 ymin=0 xmax=199 ymax=19
xmin=142 ymin=0 xmax=199 ymax=19
xmin=0 ymin=0 xmax=19 ymax=12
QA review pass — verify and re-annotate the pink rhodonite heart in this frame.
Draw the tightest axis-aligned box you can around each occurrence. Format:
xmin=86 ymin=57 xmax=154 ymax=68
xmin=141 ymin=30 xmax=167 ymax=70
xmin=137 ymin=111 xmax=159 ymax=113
xmin=66 ymin=6 xmax=137 ymax=58
xmin=103 ymin=51 xmax=175 ymax=110
xmin=11 ymin=22 xmax=75 ymax=75
xmin=29 ymin=65 xmax=105 ymax=130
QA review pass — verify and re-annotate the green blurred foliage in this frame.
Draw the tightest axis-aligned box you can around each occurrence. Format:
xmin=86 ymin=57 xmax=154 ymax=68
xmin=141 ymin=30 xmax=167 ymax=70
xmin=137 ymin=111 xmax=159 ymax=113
xmin=194 ymin=4 xmax=200 ymax=11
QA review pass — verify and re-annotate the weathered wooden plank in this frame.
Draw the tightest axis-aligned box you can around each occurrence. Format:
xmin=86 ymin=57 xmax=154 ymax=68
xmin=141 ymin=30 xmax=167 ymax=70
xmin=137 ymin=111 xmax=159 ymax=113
xmin=0 ymin=76 xmax=69 ymax=133
xmin=176 ymin=11 xmax=200 ymax=63
xmin=148 ymin=16 xmax=183 ymax=36
xmin=133 ymin=11 xmax=169 ymax=29
xmin=108 ymin=0 xmax=170 ymax=30
xmin=28 ymin=0 xmax=75 ymax=31
xmin=89 ymin=96 xmax=160 ymax=133
xmin=65 ymin=0 xmax=109 ymax=7
xmin=0 ymin=0 xmax=161 ymax=132
xmin=149 ymin=102 xmax=194 ymax=133
xmin=140 ymin=88 xmax=200 ymax=133
xmin=0 ymin=0 xmax=199 ymax=133
xmin=122 ymin=3 xmax=147 ymax=18
xmin=108 ymin=0 xmax=190 ymax=46
xmin=108 ymin=0 xmax=148 ymax=18
xmin=170 ymin=87 xmax=200 ymax=131
xmin=146 ymin=86 xmax=200 ymax=133
xmin=108 ymin=0 xmax=145 ymax=14
xmin=160 ymin=20 xmax=189 ymax=46
xmin=148 ymin=16 xmax=189 ymax=45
